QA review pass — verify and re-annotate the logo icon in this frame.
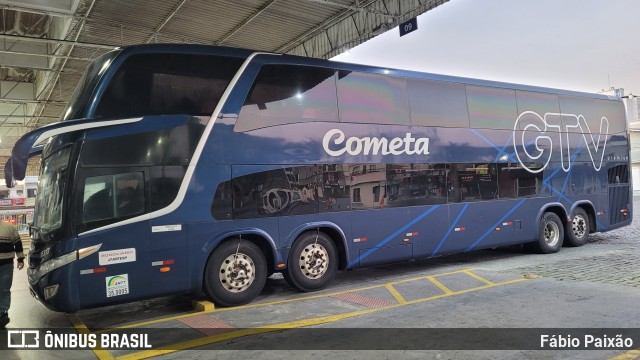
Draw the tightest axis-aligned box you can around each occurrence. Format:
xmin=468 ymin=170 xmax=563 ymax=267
xmin=7 ymin=330 xmax=40 ymax=348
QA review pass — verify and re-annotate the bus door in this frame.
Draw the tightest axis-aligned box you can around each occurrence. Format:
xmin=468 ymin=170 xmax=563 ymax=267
xmin=75 ymin=169 xmax=151 ymax=308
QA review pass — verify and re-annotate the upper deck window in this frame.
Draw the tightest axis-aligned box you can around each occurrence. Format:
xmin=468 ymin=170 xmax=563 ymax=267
xmin=236 ymin=65 xmax=338 ymax=132
xmin=94 ymin=53 xmax=244 ymax=119
xmin=337 ymin=71 xmax=410 ymax=125
xmin=466 ymin=85 xmax=518 ymax=130
xmin=407 ymin=79 xmax=469 ymax=128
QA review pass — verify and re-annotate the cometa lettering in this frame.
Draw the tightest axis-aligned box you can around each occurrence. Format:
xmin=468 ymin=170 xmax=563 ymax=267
xmin=322 ymin=129 xmax=430 ymax=157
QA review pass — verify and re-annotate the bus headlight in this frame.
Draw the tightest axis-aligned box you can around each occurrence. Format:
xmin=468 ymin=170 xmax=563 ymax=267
xmin=28 ymin=251 xmax=77 ymax=283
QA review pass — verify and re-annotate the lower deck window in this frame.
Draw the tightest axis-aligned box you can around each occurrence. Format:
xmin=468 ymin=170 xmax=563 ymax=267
xmin=82 ymin=172 xmax=145 ymax=227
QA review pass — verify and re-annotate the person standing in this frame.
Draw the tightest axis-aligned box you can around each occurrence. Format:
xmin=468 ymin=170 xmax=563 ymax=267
xmin=0 ymin=221 xmax=24 ymax=328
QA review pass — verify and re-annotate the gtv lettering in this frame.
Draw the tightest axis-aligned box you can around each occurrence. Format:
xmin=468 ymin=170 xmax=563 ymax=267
xmin=322 ymin=129 xmax=430 ymax=157
xmin=513 ymin=111 xmax=609 ymax=173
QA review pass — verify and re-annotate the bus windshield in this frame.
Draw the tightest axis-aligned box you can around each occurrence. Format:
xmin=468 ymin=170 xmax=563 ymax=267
xmin=33 ymin=147 xmax=72 ymax=237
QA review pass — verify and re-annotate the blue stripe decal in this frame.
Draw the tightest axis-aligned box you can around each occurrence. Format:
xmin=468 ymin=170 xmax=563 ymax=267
xmin=464 ymin=199 xmax=526 ymax=252
xmin=494 ymin=133 xmax=514 ymax=162
xmin=470 ymin=129 xmax=516 ymax=163
xmin=348 ymin=205 xmax=441 ymax=268
xmin=432 ymin=203 xmax=469 ymax=256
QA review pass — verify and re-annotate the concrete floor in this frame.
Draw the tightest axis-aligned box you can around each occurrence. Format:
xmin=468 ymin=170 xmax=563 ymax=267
xmin=2 ymin=198 xmax=639 ymax=360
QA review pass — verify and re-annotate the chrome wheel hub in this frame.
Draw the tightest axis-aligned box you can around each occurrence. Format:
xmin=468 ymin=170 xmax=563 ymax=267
xmin=219 ymin=253 xmax=255 ymax=293
xmin=544 ymin=221 xmax=560 ymax=247
xmin=299 ymin=243 xmax=329 ymax=280
xmin=572 ymin=215 xmax=586 ymax=238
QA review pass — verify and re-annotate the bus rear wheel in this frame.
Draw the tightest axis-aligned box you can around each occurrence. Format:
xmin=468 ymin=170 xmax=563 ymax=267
xmin=204 ymin=240 xmax=267 ymax=307
xmin=284 ymin=231 xmax=337 ymax=292
xmin=527 ymin=212 xmax=564 ymax=254
xmin=565 ymin=207 xmax=590 ymax=247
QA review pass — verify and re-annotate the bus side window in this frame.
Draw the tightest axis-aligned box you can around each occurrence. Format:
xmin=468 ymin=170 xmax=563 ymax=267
xmin=236 ymin=65 xmax=338 ymax=132
xmin=467 ymin=85 xmax=518 ymax=130
xmin=337 ymin=71 xmax=410 ymax=125
xmin=449 ymin=163 xmax=498 ymax=202
xmin=82 ymin=172 xmax=145 ymax=230
xmin=407 ymin=79 xmax=469 ymax=128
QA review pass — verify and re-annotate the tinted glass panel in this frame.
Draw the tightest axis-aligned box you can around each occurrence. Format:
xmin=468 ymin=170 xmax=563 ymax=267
xmin=467 ymin=85 xmax=518 ymax=130
xmin=515 ymin=91 xmax=560 ymax=131
xmin=349 ymin=164 xmax=386 ymax=209
xmin=337 ymin=71 xmax=409 ymax=125
xmin=558 ymin=96 xmax=600 ymax=135
xmin=212 ymin=180 xmax=233 ymax=220
xmin=232 ymin=166 xmax=318 ymax=219
xmin=82 ymin=172 xmax=145 ymax=229
xmin=236 ymin=65 xmax=338 ymax=132
xmin=63 ymin=51 xmax=120 ymax=121
xmin=596 ymin=99 xmax=627 ymax=134
xmin=81 ymin=117 xmax=206 ymax=166
xmin=608 ymin=164 xmax=629 ymax=184
xmin=319 ymin=164 xmax=351 ymax=212
xmin=449 ymin=163 xmax=497 ymax=202
xmin=386 ymin=164 xmax=448 ymax=206
xmin=95 ymin=53 xmax=244 ymax=119
xmin=497 ymin=163 xmax=543 ymax=198
xmin=408 ymin=79 xmax=469 ymax=128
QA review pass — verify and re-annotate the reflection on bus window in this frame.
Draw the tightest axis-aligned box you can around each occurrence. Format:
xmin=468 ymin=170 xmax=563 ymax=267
xmin=82 ymin=172 xmax=145 ymax=229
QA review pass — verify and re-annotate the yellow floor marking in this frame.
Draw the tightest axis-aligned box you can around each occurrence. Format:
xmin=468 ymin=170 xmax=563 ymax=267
xmin=67 ymin=314 xmax=115 ymax=360
xmin=463 ymin=270 xmax=495 ymax=286
xmin=94 ymin=268 xmax=477 ymax=333
xmin=386 ymin=268 xmax=479 ymax=286
xmin=385 ymin=283 xmax=407 ymax=304
xmin=610 ymin=349 xmax=640 ymax=360
xmin=426 ymin=275 xmax=453 ymax=294
xmin=116 ymin=277 xmax=529 ymax=360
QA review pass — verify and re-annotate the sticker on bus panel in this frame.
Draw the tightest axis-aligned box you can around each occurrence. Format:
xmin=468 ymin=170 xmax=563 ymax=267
xmin=99 ymin=248 xmax=136 ymax=266
xmin=105 ymin=274 xmax=129 ymax=298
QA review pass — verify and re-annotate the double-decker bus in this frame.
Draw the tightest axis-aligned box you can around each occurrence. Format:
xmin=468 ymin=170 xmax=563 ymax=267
xmin=5 ymin=44 xmax=631 ymax=312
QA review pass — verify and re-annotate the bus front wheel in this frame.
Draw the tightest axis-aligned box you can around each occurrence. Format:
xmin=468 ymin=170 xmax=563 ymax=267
xmin=528 ymin=212 xmax=564 ymax=254
xmin=204 ymin=240 xmax=267 ymax=307
xmin=565 ymin=207 xmax=590 ymax=247
xmin=284 ymin=231 xmax=338 ymax=292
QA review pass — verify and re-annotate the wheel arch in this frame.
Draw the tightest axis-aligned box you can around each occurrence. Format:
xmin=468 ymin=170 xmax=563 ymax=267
xmin=285 ymin=222 xmax=350 ymax=271
xmin=195 ymin=228 xmax=280 ymax=290
xmin=535 ymin=202 xmax=568 ymax=230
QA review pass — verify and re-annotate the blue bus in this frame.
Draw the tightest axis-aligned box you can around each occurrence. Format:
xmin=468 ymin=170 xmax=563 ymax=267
xmin=5 ymin=44 xmax=631 ymax=311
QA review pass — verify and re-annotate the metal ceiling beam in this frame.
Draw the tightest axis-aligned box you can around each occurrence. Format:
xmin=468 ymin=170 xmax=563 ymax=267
xmin=144 ymin=0 xmax=189 ymax=44
xmin=302 ymin=0 xmax=394 ymax=17
xmin=216 ymin=0 xmax=279 ymax=45
xmin=0 ymin=33 xmax=116 ymax=50
xmin=0 ymin=4 xmax=73 ymax=18
xmin=276 ymin=0 xmax=378 ymax=54
xmin=0 ymin=48 xmax=96 ymax=62
xmin=0 ymin=0 xmax=79 ymax=15
xmin=31 ymin=0 xmax=98 ymax=129
xmin=0 ymin=98 xmax=66 ymax=105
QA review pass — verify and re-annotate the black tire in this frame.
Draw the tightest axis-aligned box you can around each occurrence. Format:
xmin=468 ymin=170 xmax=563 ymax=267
xmin=203 ymin=240 xmax=267 ymax=307
xmin=527 ymin=212 xmax=564 ymax=254
xmin=283 ymin=231 xmax=338 ymax=292
xmin=564 ymin=207 xmax=590 ymax=247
